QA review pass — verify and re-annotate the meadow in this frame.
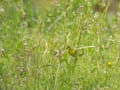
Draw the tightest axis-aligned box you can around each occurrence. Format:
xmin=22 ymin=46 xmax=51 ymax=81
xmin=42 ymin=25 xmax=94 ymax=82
xmin=0 ymin=0 xmax=120 ymax=90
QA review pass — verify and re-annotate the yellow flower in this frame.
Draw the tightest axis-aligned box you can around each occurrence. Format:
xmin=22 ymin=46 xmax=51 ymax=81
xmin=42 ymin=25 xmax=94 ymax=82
xmin=107 ymin=61 xmax=112 ymax=67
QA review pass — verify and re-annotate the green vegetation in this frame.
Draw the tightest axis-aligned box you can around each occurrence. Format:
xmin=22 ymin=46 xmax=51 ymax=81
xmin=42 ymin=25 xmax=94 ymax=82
xmin=0 ymin=0 xmax=120 ymax=90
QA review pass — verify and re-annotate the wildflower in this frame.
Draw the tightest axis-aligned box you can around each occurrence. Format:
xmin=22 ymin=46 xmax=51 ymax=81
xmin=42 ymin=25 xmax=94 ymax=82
xmin=107 ymin=61 xmax=112 ymax=67
xmin=22 ymin=10 xmax=26 ymax=20
xmin=53 ymin=49 xmax=62 ymax=58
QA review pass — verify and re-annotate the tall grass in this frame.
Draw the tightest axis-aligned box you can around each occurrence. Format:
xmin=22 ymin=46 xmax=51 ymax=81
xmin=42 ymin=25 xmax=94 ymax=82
xmin=0 ymin=0 xmax=120 ymax=90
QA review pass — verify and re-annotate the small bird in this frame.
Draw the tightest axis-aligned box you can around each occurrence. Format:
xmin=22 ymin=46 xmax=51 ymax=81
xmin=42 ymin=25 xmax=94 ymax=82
xmin=67 ymin=46 xmax=84 ymax=57
xmin=67 ymin=46 xmax=78 ymax=57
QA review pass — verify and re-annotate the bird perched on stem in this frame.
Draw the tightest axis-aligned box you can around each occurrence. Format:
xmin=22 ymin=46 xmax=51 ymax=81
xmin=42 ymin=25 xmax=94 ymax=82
xmin=67 ymin=46 xmax=83 ymax=57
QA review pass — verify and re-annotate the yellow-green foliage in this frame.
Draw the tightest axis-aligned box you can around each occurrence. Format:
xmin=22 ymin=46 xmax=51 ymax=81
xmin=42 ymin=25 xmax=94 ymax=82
xmin=0 ymin=0 xmax=120 ymax=90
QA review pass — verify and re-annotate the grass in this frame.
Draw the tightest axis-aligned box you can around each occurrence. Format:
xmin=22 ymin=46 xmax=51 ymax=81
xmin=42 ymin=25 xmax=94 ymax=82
xmin=0 ymin=0 xmax=120 ymax=90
